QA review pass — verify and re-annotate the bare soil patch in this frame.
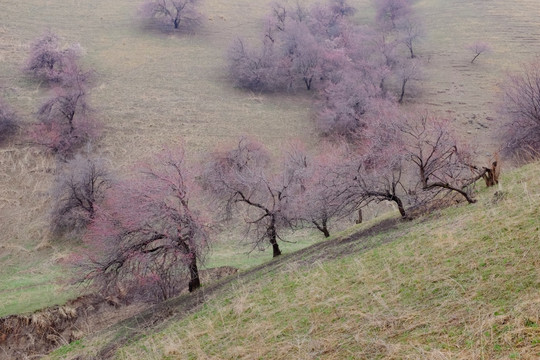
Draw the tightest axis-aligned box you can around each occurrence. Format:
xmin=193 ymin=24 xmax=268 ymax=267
xmin=0 ymin=266 xmax=238 ymax=360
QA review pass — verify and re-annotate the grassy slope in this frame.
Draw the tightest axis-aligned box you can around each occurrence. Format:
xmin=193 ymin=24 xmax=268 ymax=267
xmin=2 ymin=0 xmax=540 ymax=318
xmin=48 ymin=162 xmax=540 ymax=359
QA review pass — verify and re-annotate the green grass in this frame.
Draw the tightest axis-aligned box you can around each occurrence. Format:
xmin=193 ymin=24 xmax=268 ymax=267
xmin=0 ymin=252 xmax=76 ymax=317
xmin=45 ymin=161 xmax=538 ymax=360
xmin=205 ymin=228 xmax=328 ymax=270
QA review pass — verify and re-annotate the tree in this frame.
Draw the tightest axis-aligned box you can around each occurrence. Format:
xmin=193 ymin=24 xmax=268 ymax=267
xmin=0 ymin=98 xmax=17 ymax=144
xmin=315 ymin=70 xmax=385 ymax=138
xmin=374 ymin=0 xmax=412 ymax=31
xmin=203 ymin=138 xmax=299 ymax=258
xmin=281 ymin=21 xmax=322 ymax=90
xmin=328 ymin=0 xmax=357 ymax=18
xmin=397 ymin=16 xmax=424 ymax=59
xmin=286 ymin=144 xmax=351 ymax=237
xmin=227 ymin=38 xmax=284 ymax=92
xmin=498 ymin=59 xmax=540 ymax=158
xmin=26 ymin=32 xmax=96 ymax=157
xmin=50 ymin=155 xmax=111 ymax=236
xmin=339 ymin=150 xmax=410 ymax=218
xmin=141 ymin=0 xmax=201 ymax=31
xmin=371 ymin=33 xmax=399 ymax=71
xmin=467 ymin=41 xmax=491 ymax=64
xmin=24 ymin=31 xmax=82 ymax=84
xmin=308 ymin=0 xmax=354 ymax=41
xmin=78 ymin=148 xmax=209 ymax=300
xmin=396 ymin=58 xmax=422 ymax=103
xmin=331 ymin=110 xmax=412 ymax=219
xmin=28 ymin=80 xmax=99 ymax=157
xmin=269 ymin=1 xmax=288 ymax=33
xmin=227 ymin=0 xmax=357 ymax=92
xmin=399 ymin=114 xmax=484 ymax=203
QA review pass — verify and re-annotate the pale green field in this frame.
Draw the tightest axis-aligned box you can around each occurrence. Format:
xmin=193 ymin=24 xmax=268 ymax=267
xmin=1 ymin=0 xmax=540 ymax=318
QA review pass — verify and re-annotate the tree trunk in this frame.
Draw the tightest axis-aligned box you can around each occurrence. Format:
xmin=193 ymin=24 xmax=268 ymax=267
xmin=312 ymin=219 xmax=330 ymax=238
xmin=390 ymin=195 xmax=407 ymax=218
xmin=177 ymin=236 xmax=201 ymax=292
xmin=304 ymin=76 xmax=313 ymax=90
xmin=355 ymin=209 xmax=363 ymax=224
xmin=268 ymin=215 xmax=281 ymax=257
xmin=271 ymin=239 xmax=282 ymax=257
xmin=409 ymin=46 xmax=415 ymax=59
xmin=68 ymin=114 xmax=75 ymax=134
xmin=322 ymin=227 xmax=330 ymax=238
xmin=399 ymin=79 xmax=408 ymax=103
xmin=188 ymin=256 xmax=200 ymax=292
xmin=483 ymin=161 xmax=500 ymax=187
xmin=321 ymin=218 xmax=330 ymax=238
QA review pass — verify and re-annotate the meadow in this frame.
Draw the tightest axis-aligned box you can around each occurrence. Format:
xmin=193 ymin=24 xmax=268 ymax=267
xmin=1 ymin=0 xmax=540 ymax=318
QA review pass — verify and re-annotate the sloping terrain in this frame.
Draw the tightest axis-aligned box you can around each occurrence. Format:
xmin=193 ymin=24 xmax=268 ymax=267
xmin=1 ymin=0 xmax=540 ymax=344
xmin=43 ymin=162 xmax=540 ymax=359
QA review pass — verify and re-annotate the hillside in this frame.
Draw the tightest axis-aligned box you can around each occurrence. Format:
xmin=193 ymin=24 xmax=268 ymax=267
xmin=0 ymin=0 xmax=540 ymax=352
xmin=42 ymin=161 xmax=540 ymax=359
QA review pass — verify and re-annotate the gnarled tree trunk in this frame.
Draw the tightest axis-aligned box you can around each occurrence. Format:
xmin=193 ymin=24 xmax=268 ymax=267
xmin=268 ymin=215 xmax=282 ymax=257
xmin=188 ymin=256 xmax=200 ymax=292
xmin=483 ymin=161 xmax=500 ymax=187
xmin=313 ymin=218 xmax=330 ymax=238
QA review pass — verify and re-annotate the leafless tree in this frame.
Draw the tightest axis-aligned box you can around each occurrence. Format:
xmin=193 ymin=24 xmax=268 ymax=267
xmin=78 ymin=148 xmax=209 ymax=300
xmin=269 ymin=1 xmax=288 ymax=32
xmin=24 ymin=31 xmax=83 ymax=84
xmin=50 ymin=155 xmax=112 ymax=236
xmin=374 ymin=0 xmax=412 ymax=31
xmin=316 ymin=71 xmax=386 ymax=138
xmin=308 ymin=0 xmax=353 ymax=41
xmin=399 ymin=113 xmax=485 ymax=203
xmin=332 ymin=111 xmax=413 ymax=218
xmin=397 ymin=16 xmax=424 ymax=59
xmin=0 ymin=99 xmax=18 ymax=144
xmin=203 ymin=138 xmax=301 ymax=257
xmin=140 ymin=0 xmax=201 ymax=31
xmin=498 ymin=59 xmax=540 ymax=158
xmin=227 ymin=38 xmax=284 ymax=92
xmin=286 ymin=143 xmax=359 ymax=236
xmin=339 ymin=152 xmax=410 ymax=218
xmin=328 ymin=0 xmax=357 ymax=17
xmin=467 ymin=41 xmax=491 ymax=64
xmin=28 ymin=79 xmax=99 ymax=157
xmin=227 ymin=0 xmax=358 ymax=92
xmin=282 ymin=21 xmax=323 ymax=90
xmin=396 ymin=58 xmax=422 ymax=103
